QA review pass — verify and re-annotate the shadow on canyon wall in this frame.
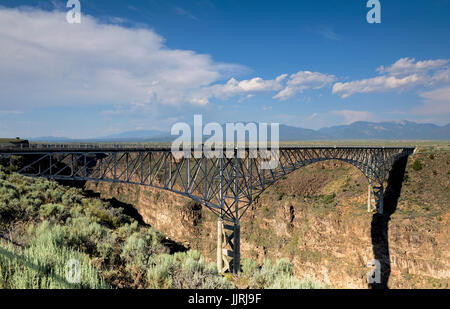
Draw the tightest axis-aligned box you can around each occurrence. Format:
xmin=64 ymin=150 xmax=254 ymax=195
xmin=369 ymin=156 xmax=409 ymax=289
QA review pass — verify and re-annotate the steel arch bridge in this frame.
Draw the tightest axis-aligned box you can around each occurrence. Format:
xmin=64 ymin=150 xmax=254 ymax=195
xmin=0 ymin=144 xmax=415 ymax=274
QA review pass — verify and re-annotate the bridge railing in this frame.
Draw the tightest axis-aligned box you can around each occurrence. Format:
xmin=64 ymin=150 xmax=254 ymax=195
xmin=0 ymin=142 xmax=415 ymax=152
xmin=0 ymin=143 xmax=171 ymax=151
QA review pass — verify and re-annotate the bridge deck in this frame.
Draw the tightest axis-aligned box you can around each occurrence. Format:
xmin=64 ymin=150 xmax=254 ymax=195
xmin=0 ymin=143 xmax=415 ymax=153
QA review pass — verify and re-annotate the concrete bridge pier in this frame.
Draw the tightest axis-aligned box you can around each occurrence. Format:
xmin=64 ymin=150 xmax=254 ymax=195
xmin=217 ymin=218 xmax=240 ymax=274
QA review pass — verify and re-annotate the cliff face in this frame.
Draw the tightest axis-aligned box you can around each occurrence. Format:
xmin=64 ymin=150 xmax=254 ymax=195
xmin=86 ymin=150 xmax=449 ymax=289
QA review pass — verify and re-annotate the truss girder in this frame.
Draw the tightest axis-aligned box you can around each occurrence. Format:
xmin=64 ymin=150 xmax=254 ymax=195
xmin=3 ymin=146 xmax=414 ymax=222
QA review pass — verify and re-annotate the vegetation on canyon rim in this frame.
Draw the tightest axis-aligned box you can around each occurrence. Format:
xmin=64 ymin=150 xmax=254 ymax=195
xmin=0 ymin=165 xmax=322 ymax=289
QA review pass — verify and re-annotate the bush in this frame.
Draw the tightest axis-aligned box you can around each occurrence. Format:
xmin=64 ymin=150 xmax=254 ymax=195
xmin=146 ymin=254 xmax=176 ymax=288
xmin=146 ymin=251 xmax=231 ymax=289
xmin=246 ymin=258 xmax=324 ymax=289
xmin=121 ymin=232 xmax=151 ymax=271
xmin=0 ymin=170 xmax=325 ymax=290
xmin=39 ymin=203 xmax=67 ymax=219
xmin=64 ymin=217 xmax=107 ymax=255
xmin=61 ymin=189 xmax=82 ymax=206
xmin=275 ymin=192 xmax=284 ymax=201
xmin=0 ymin=222 xmax=108 ymax=289
xmin=413 ymin=159 xmax=422 ymax=171
xmin=275 ymin=258 xmax=293 ymax=275
xmin=269 ymin=275 xmax=323 ymax=289
xmin=242 ymin=258 xmax=258 ymax=275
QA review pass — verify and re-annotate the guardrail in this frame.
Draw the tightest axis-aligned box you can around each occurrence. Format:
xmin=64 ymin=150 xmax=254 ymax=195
xmin=0 ymin=143 xmax=171 ymax=152
xmin=0 ymin=143 xmax=415 ymax=152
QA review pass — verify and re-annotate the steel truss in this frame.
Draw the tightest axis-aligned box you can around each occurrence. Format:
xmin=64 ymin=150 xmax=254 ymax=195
xmin=0 ymin=145 xmax=415 ymax=273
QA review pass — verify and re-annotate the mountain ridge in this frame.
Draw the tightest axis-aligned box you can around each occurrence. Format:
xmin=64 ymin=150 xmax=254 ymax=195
xmin=27 ymin=120 xmax=450 ymax=142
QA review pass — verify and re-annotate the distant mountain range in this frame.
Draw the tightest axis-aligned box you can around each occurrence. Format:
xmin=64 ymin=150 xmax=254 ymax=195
xmin=29 ymin=121 xmax=450 ymax=142
xmin=318 ymin=121 xmax=450 ymax=140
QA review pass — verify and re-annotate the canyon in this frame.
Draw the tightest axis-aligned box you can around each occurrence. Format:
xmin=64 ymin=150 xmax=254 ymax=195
xmin=86 ymin=148 xmax=449 ymax=288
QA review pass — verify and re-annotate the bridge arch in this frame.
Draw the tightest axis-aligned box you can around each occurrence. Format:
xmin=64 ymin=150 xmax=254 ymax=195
xmin=248 ymin=157 xmax=376 ymax=203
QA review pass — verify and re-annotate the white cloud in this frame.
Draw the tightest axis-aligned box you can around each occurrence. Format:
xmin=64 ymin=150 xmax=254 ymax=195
xmin=189 ymin=97 xmax=210 ymax=106
xmin=0 ymin=7 xmax=244 ymax=110
xmin=231 ymin=74 xmax=284 ymax=92
xmin=420 ymin=86 xmax=450 ymax=103
xmin=333 ymin=57 xmax=450 ymax=98
xmin=1 ymin=7 xmax=338 ymax=112
xmin=430 ymin=67 xmax=450 ymax=85
xmin=332 ymin=74 xmax=421 ymax=98
xmin=414 ymin=86 xmax=450 ymax=115
xmin=189 ymin=74 xmax=287 ymax=104
xmin=376 ymin=57 xmax=448 ymax=76
xmin=314 ymin=26 xmax=340 ymax=41
xmin=174 ymin=7 xmax=198 ymax=20
xmin=0 ymin=7 xmax=351 ymax=113
xmin=331 ymin=110 xmax=373 ymax=124
xmin=306 ymin=112 xmax=318 ymax=120
xmin=215 ymin=75 xmax=287 ymax=95
xmin=274 ymin=71 xmax=336 ymax=100
xmin=0 ymin=110 xmax=23 ymax=115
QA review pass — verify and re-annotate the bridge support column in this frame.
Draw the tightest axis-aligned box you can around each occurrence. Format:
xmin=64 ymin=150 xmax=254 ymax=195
xmin=367 ymin=184 xmax=372 ymax=212
xmin=232 ymin=223 xmax=240 ymax=274
xmin=368 ymin=182 xmax=384 ymax=214
xmin=216 ymin=218 xmax=240 ymax=274
xmin=217 ymin=218 xmax=224 ymax=273
xmin=372 ymin=184 xmax=384 ymax=214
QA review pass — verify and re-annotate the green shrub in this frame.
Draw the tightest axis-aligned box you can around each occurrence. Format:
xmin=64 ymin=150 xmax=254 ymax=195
xmin=61 ymin=189 xmax=82 ymax=206
xmin=97 ymin=234 xmax=117 ymax=262
xmin=39 ymin=203 xmax=66 ymax=219
xmin=269 ymin=275 xmax=324 ymax=289
xmin=87 ymin=204 xmax=119 ymax=228
xmin=117 ymin=222 xmax=139 ymax=239
xmin=182 ymin=255 xmax=204 ymax=274
xmin=275 ymin=258 xmax=293 ymax=275
xmin=242 ymin=258 xmax=258 ymax=275
xmin=146 ymin=254 xmax=176 ymax=288
xmin=64 ymin=217 xmax=107 ymax=255
xmin=0 ymin=170 xmax=325 ymax=290
xmin=0 ymin=222 xmax=108 ymax=289
xmin=121 ymin=232 xmax=151 ymax=271
xmin=413 ymin=159 xmax=422 ymax=171
xmin=275 ymin=192 xmax=284 ymax=201
xmin=186 ymin=250 xmax=201 ymax=261
xmin=146 ymin=251 xmax=230 ymax=289
xmin=246 ymin=258 xmax=324 ymax=289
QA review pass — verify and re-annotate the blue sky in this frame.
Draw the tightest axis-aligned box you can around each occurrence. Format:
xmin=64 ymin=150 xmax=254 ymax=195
xmin=0 ymin=0 xmax=449 ymax=138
